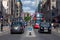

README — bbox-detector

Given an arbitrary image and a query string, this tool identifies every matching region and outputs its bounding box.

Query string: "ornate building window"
[52,0,55,2]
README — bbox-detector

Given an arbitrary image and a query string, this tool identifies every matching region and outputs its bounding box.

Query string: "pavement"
[52,27,60,33]
[52,27,60,37]
[0,26,10,36]
[52,24,60,33]
[0,26,60,40]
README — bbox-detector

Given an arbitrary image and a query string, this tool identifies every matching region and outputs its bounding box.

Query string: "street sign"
[28,27,32,31]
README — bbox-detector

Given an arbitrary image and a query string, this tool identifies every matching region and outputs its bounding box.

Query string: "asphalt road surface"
[0,26,60,40]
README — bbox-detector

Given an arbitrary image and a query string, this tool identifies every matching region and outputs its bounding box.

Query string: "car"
[10,21,24,34]
[38,22,51,33]
[17,17,25,28]
[24,22,27,26]
[33,23,39,29]
[33,20,40,29]
[12,17,25,28]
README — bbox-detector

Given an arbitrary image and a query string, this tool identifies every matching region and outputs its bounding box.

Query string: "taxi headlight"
[41,27,43,29]
[51,23,54,26]
[14,27,18,30]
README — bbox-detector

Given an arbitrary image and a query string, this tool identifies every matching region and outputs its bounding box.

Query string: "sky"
[2,0,40,15]
[21,0,40,15]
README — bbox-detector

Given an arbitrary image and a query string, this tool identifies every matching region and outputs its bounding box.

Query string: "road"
[0,26,60,40]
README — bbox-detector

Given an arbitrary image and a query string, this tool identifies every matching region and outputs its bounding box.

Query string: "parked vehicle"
[24,22,27,26]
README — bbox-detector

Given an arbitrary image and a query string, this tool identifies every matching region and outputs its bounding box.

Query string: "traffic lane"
[0,33,23,40]
[0,26,60,40]
[20,26,52,40]
[20,37,43,40]
[0,26,27,40]
[34,29,60,40]
[20,26,43,40]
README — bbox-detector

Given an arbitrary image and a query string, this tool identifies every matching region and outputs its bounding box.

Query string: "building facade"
[40,0,59,22]
[0,0,3,23]
[56,0,60,16]
[0,0,2,12]
[50,0,57,18]
[6,0,23,22]
[56,0,60,22]
[40,0,51,21]
[15,0,23,18]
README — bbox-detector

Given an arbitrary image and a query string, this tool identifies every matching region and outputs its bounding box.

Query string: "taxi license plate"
[44,30,48,32]
[44,27,47,29]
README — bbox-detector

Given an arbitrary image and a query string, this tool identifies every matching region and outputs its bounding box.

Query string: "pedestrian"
[56,23,59,32]
[1,22,3,31]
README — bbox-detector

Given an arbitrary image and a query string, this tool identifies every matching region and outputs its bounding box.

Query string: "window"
[52,6,55,9]
[52,0,55,2]
[52,12,55,16]
[17,9,18,12]
[16,13,18,16]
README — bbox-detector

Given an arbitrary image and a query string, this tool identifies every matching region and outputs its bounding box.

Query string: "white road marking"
[0,31,2,33]
[25,26,36,37]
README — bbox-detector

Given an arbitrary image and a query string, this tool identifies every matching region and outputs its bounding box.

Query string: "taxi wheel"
[10,31,14,34]
[48,31,51,34]
[10,30,14,34]
[49,32,51,34]
[38,29,41,33]
[22,30,24,33]
[38,30,40,33]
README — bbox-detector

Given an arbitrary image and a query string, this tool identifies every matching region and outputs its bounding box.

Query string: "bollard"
[1,23,3,32]
[29,32,31,35]
[28,27,32,35]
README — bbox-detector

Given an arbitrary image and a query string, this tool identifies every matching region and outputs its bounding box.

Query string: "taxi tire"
[38,30,40,33]
[10,31,14,34]
[10,30,14,34]
[49,32,51,34]
[22,30,24,33]
[48,31,51,34]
